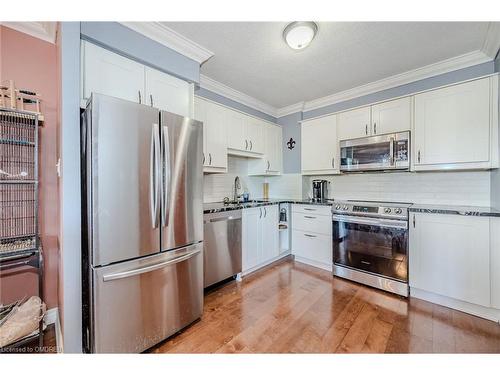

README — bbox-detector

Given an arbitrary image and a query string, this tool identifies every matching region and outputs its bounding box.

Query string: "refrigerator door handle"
[150,124,160,228]
[161,125,171,227]
[102,248,201,282]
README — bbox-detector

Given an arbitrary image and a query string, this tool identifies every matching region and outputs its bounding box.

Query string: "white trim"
[44,307,58,325]
[119,22,214,64]
[410,288,500,323]
[276,102,305,117]
[302,50,491,112]
[241,252,291,277]
[482,22,500,59]
[199,75,278,118]
[0,22,57,44]
[292,255,333,272]
[43,307,63,353]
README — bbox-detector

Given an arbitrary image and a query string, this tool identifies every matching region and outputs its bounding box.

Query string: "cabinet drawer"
[292,204,331,216]
[292,212,331,235]
[292,230,332,266]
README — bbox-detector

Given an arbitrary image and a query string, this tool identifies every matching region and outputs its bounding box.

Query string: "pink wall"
[0,25,60,309]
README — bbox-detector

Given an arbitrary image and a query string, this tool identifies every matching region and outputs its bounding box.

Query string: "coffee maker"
[312,180,328,201]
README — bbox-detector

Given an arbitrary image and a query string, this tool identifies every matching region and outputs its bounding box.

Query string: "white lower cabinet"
[409,212,500,321]
[242,205,280,273]
[291,204,332,271]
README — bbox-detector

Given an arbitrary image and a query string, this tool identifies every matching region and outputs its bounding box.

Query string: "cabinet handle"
[413,215,416,228]
[138,91,142,104]
[259,207,262,218]
[365,124,368,135]
[304,233,317,238]
[304,215,316,219]
[209,153,212,165]
[250,140,253,150]
[203,153,205,165]
[417,150,421,163]
[264,207,267,217]
[267,160,270,171]
[374,122,377,134]
[245,140,248,150]
[304,208,316,211]
[332,157,335,168]
[150,94,154,107]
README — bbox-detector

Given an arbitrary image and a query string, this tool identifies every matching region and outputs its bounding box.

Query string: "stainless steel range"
[332,200,411,297]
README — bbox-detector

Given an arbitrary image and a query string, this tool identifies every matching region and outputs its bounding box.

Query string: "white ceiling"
[163,22,497,110]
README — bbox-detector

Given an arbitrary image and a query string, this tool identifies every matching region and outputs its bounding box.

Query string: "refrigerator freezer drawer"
[91,243,203,353]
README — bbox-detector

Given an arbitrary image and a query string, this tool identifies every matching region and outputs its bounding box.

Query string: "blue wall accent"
[59,21,82,353]
[80,22,200,84]
[303,61,496,120]
[195,87,277,123]
[278,112,302,173]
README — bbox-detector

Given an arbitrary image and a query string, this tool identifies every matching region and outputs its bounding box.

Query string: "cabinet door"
[261,205,279,262]
[83,41,144,104]
[193,98,208,167]
[144,67,191,117]
[292,230,332,266]
[246,118,264,154]
[301,114,338,174]
[267,124,282,172]
[414,78,491,167]
[409,213,490,307]
[371,97,411,135]
[204,102,228,170]
[227,111,247,151]
[337,106,371,140]
[242,207,263,271]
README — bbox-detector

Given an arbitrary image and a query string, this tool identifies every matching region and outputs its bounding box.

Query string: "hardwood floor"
[150,257,500,354]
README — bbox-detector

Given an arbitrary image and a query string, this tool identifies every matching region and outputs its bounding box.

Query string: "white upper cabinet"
[413,76,498,171]
[226,111,247,151]
[144,67,192,117]
[81,41,193,117]
[193,97,227,173]
[82,41,144,104]
[227,114,264,156]
[301,114,339,175]
[409,213,491,308]
[371,96,411,135]
[248,123,283,175]
[337,106,371,140]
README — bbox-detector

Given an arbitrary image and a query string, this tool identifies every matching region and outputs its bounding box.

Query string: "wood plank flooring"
[150,257,500,354]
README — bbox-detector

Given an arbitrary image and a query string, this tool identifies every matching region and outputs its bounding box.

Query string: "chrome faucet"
[233,176,241,203]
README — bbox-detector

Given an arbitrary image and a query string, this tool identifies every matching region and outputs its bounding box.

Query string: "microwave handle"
[389,137,395,166]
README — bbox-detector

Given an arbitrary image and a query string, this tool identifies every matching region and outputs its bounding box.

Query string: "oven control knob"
[335,204,341,210]
[394,208,402,214]
[343,205,349,211]
[384,208,392,214]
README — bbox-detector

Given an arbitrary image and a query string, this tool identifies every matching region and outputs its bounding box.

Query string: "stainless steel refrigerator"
[81,94,204,353]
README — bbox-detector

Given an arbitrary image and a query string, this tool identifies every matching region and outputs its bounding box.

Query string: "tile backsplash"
[302,171,492,206]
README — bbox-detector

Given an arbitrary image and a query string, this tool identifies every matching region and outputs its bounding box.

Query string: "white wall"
[302,171,491,206]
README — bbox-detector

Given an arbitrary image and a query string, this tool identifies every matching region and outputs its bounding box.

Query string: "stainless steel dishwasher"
[203,210,242,288]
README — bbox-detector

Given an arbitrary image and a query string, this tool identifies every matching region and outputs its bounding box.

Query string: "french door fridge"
[81,94,203,353]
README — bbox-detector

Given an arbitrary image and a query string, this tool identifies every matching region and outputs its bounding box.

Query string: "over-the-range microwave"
[340,131,410,172]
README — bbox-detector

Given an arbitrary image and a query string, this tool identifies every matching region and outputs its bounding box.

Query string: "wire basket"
[0,111,37,181]
[0,184,37,254]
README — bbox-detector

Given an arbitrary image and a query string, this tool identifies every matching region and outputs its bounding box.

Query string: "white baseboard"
[293,255,332,272]
[43,307,63,352]
[410,288,500,323]
[242,252,291,276]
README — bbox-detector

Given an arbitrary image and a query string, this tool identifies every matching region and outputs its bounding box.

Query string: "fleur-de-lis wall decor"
[287,138,296,150]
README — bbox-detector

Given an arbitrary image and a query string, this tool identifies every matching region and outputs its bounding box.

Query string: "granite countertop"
[203,198,334,214]
[409,204,500,217]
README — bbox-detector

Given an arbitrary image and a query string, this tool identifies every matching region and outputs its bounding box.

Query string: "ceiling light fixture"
[283,21,318,50]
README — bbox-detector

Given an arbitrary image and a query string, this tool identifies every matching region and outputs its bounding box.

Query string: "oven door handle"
[332,214,408,229]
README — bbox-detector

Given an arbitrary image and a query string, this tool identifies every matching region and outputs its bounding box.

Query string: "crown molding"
[120,22,214,64]
[200,74,278,118]
[482,22,500,59]
[276,102,305,117]
[302,50,492,112]
[1,22,57,44]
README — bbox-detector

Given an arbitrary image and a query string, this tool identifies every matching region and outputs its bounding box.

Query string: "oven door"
[340,131,409,172]
[332,214,408,282]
